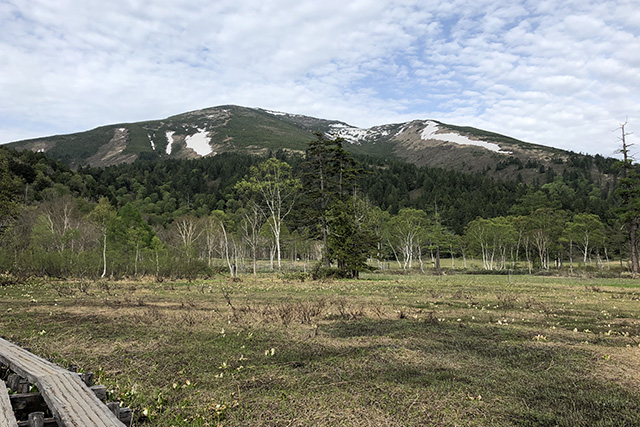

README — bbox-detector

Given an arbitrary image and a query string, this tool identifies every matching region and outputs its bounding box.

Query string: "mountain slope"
[6,105,616,183]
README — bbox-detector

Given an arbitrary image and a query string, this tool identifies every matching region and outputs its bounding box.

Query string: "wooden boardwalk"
[0,337,125,427]
[1,380,19,426]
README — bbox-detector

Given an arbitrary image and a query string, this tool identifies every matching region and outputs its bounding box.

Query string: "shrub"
[0,273,18,287]
[280,271,311,282]
[311,263,351,280]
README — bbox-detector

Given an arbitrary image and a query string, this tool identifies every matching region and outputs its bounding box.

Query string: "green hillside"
[5,105,619,188]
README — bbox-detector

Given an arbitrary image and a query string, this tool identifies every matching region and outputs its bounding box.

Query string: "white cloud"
[1,0,639,157]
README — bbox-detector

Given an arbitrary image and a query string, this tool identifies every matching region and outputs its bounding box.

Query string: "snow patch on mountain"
[263,109,287,116]
[165,131,175,155]
[185,129,212,156]
[328,124,367,143]
[327,123,392,144]
[420,121,511,154]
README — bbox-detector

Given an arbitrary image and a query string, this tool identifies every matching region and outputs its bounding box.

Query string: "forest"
[0,134,637,281]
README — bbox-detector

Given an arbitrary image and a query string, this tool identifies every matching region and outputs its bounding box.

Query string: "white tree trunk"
[101,230,107,278]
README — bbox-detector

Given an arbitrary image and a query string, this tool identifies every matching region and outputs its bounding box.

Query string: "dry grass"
[1,274,640,426]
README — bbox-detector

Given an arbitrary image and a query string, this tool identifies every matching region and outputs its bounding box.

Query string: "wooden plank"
[0,338,125,427]
[10,385,106,412]
[17,417,56,427]
[0,380,18,427]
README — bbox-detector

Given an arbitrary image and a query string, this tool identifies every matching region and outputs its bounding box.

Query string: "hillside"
[0,142,616,237]
[6,105,618,183]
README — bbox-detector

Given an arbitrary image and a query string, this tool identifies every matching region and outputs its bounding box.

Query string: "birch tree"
[369,206,390,269]
[36,194,82,253]
[387,208,428,270]
[208,210,237,277]
[235,158,300,270]
[565,213,605,266]
[89,197,116,278]
[525,209,567,270]
[466,218,494,270]
[173,214,202,262]
[465,217,517,270]
[238,201,265,275]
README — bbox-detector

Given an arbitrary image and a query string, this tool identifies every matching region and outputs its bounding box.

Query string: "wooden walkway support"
[0,337,126,427]
[1,380,19,426]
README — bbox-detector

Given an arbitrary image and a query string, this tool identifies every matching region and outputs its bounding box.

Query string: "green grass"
[11,126,116,167]
[206,108,314,151]
[1,273,640,426]
[123,124,156,155]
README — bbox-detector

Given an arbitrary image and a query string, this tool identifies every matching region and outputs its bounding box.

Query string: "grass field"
[1,273,640,426]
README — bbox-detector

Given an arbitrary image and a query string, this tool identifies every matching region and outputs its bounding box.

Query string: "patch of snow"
[395,126,407,136]
[37,148,45,153]
[420,121,439,138]
[420,121,512,154]
[149,134,155,151]
[118,128,126,132]
[327,123,383,144]
[166,131,175,155]
[185,129,212,156]
[264,109,287,116]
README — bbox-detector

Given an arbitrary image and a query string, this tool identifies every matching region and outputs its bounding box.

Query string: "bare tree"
[173,214,202,262]
[615,120,640,274]
[239,201,264,275]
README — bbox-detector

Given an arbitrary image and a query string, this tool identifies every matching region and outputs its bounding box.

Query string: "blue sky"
[1,0,639,157]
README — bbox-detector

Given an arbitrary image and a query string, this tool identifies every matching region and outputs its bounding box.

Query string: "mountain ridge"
[5,105,616,183]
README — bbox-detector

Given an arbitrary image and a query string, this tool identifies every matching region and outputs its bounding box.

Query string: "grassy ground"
[277,256,629,276]
[1,273,640,426]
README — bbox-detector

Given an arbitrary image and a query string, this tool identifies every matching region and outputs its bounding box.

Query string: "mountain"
[5,105,616,183]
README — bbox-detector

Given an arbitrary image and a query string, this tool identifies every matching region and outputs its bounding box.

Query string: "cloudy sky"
[2,0,639,157]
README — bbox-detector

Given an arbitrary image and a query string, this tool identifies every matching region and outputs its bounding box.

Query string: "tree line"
[0,131,637,279]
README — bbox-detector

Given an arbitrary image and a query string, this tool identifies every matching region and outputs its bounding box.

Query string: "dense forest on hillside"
[0,138,635,280]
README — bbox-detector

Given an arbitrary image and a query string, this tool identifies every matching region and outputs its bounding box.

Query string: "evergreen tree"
[0,150,24,237]
[427,210,456,274]
[326,197,378,278]
[302,133,361,266]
